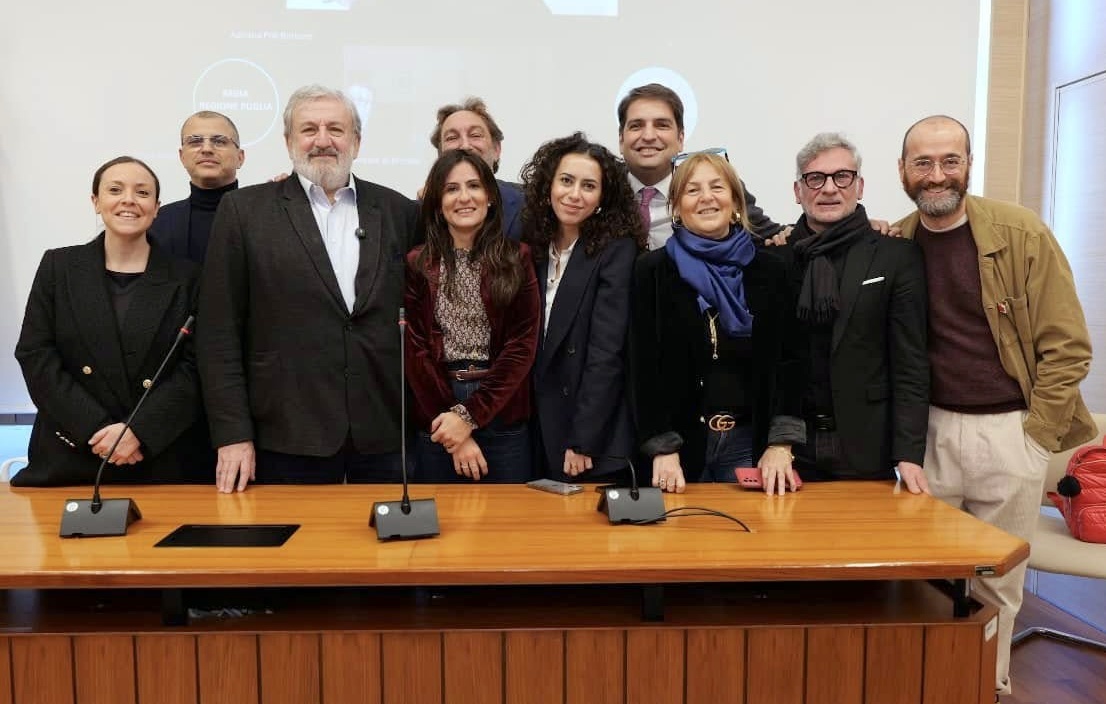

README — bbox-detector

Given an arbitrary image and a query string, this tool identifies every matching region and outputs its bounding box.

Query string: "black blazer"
[197,175,419,457]
[630,247,799,474]
[793,232,929,476]
[533,237,637,479]
[13,235,211,486]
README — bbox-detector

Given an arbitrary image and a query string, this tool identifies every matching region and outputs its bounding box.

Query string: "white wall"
[0,0,982,412]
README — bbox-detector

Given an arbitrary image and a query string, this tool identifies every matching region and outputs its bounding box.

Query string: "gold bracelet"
[767,445,795,461]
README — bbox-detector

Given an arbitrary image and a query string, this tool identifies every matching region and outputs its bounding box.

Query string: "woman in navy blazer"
[13,156,211,486]
[520,133,646,481]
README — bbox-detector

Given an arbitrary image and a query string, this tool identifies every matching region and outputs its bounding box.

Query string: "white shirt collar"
[296,172,357,203]
[628,172,671,202]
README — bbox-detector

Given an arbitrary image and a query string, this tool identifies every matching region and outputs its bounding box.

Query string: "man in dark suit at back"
[615,83,785,249]
[151,111,245,263]
[198,85,418,492]
[758,132,930,495]
[428,97,523,240]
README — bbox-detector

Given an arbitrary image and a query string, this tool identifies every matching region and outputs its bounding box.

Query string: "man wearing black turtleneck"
[151,111,245,263]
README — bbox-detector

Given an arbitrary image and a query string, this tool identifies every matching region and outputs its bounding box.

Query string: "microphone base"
[370,498,440,540]
[597,486,666,524]
[59,498,142,538]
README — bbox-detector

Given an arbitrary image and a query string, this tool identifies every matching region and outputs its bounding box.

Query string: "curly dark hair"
[418,149,523,308]
[519,132,646,262]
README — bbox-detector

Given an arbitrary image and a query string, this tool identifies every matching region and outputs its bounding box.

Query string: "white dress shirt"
[298,173,360,312]
[629,172,674,251]
[544,239,578,334]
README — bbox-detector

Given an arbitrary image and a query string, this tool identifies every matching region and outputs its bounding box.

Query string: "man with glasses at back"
[895,115,1094,700]
[152,111,245,263]
[758,133,930,496]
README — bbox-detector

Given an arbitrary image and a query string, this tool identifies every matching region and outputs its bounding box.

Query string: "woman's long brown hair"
[417,149,522,308]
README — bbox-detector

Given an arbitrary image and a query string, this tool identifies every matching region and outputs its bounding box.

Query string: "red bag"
[1048,434,1106,543]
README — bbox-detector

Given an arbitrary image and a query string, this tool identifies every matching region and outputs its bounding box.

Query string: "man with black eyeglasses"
[895,115,1094,701]
[151,111,245,263]
[758,132,930,497]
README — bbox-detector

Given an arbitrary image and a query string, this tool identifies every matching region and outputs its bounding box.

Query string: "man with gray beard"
[895,115,1094,700]
[198,85,418,491]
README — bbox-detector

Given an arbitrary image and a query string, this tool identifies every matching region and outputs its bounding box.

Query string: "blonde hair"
[668,152,752,233]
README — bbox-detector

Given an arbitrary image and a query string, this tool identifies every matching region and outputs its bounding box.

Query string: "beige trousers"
[924,406,1049,697]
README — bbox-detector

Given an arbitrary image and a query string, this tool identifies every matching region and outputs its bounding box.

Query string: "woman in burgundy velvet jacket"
[405,149,540,483]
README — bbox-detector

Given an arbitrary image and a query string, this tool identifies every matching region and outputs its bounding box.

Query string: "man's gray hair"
[795,132,862,178]
[282,84,362,141]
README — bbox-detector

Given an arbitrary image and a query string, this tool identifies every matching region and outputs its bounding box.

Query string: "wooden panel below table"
[0,622,996,704]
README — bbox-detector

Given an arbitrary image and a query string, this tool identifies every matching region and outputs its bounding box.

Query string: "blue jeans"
[413,376,532,483]
[697,422,753,483]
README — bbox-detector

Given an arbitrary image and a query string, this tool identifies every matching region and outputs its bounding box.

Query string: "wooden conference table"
[0,482,1026,704]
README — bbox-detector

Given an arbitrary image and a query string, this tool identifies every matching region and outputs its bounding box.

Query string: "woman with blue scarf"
[630,151,804,493]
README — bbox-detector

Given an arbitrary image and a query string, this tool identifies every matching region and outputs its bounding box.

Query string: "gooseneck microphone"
[59,315,196,538]
[370,307,440,540]
[596,455,666,524]
[399,308,412,514]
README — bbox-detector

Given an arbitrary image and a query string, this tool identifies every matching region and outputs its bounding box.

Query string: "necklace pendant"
[712,353,719,360]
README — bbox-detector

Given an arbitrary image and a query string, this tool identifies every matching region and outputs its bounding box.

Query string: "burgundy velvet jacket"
[404,243,540,430]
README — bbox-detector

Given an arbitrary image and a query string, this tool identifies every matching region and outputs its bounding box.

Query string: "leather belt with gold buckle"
[454,365,490,382]
[707,413,736,432]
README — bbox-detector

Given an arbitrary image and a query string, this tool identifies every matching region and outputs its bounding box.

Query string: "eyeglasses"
[800,170,858,190]
[906,156,965,176]
[182,134,239,150]
[671,147,729,171]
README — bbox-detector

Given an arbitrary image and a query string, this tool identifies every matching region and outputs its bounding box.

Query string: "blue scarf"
[665,225,756,337]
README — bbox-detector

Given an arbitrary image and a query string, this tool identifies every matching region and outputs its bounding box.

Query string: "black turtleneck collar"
[189,180,238,212]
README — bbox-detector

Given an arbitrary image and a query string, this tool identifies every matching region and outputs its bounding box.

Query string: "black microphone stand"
[59,315,195,537]
[370,308,440,539]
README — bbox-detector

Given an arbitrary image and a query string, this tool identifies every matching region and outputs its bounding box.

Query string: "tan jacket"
[898,195,1095,452]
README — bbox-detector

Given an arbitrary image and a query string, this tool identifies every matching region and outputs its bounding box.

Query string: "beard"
[902,169,969,219]
[292,147,354,192]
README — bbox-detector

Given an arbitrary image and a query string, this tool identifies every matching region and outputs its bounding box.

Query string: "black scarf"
[791,204,871,325]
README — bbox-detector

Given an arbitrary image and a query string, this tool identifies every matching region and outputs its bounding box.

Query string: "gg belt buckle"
[708,414,736,432]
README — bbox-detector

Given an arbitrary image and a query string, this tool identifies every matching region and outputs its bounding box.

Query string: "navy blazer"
[14,235,212,486]
[198,175,419,457]
[497,179,524,241]
[149,198,196,262]
[532,237,637,479]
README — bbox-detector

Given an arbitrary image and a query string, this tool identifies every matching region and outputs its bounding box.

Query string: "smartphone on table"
[526,478,585,496]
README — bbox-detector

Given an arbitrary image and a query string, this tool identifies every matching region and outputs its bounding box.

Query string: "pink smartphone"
[734,467,802,490]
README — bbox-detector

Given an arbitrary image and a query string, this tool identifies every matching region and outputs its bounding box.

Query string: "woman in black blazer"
[630,150,804,493]
[520,133,646,481]
[13,156,212,486]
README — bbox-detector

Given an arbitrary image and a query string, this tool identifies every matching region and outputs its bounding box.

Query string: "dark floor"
[1007,590,1106,704]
